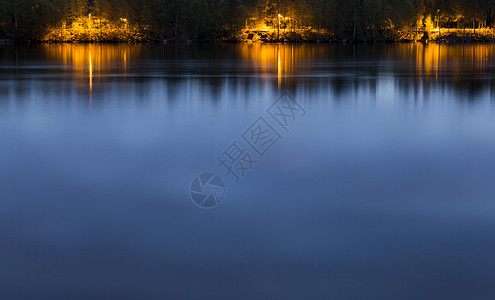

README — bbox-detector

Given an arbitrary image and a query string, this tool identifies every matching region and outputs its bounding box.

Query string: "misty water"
[1,43,495,299]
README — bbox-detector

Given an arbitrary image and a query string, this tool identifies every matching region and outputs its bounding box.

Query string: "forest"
[1,0,495,42]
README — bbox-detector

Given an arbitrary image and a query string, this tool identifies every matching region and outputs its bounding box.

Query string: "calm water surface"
[1,44,495,299]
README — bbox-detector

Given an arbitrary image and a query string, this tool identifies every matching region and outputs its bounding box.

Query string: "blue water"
[1,43,495,299]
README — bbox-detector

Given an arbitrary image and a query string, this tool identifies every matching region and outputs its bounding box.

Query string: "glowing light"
[89,51,93,111]
[277,46,281,88]
[239,44,306,88]
[43,15,142,42]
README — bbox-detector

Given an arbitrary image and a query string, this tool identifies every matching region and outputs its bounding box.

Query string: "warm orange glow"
[43,16,143,42]
[89,51,93,110]
[33,43,495,94]
[277,46,282,88]
[239,44,302,88]
[40,44,136,109]
[245,13,307,37]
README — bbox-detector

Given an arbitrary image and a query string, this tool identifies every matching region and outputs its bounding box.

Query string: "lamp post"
[437,9,440,35]
[88,13,91,41]
[278,14,281,40]
[120,18,128,40]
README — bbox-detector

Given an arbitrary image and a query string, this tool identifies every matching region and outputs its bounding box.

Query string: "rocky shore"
[4,30,495,44]
[433,33,495,43]
[231,29,495,44]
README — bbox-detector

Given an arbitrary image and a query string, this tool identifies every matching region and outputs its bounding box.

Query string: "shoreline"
[3,32,495,45]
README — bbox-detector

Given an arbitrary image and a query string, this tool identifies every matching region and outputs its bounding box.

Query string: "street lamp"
[88,14,91,41]
[120,18,128,40]
[278,14,281,40]
[437,9,440,35]
[121,18,128,31]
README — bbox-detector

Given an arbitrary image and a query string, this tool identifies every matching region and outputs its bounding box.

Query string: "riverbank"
[233,28,495,44]
[4,29,495,44]
[432,32,495,43]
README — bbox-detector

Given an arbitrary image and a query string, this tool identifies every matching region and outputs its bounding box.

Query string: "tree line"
[1,0,495,41]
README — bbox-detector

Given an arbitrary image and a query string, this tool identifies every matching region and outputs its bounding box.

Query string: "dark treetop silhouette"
[2,0,495,42]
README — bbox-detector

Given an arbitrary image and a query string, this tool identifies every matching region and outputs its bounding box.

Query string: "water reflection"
[2,43,495,299]
[1,43,495,106]
[89,52,92,110]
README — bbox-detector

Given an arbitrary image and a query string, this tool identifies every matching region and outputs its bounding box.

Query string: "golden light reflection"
[277,46,282,88]
[239,43,495,90]
[36,43,495,97]
[41,44,137,109]
[239,44,304,89]
[411,43,493,76]
[89,51,92,110]
[42,44,137,68]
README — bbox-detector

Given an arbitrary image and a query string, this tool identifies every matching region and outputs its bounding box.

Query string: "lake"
[1,43,495,299]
